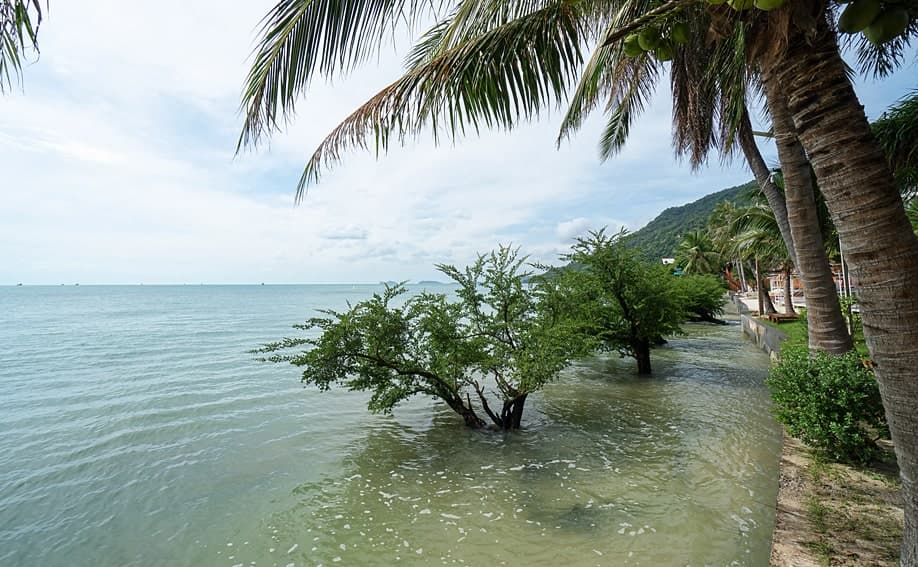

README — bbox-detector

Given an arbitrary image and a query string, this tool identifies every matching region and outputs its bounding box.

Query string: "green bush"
[672,274,727,322]
[766,345,887,463]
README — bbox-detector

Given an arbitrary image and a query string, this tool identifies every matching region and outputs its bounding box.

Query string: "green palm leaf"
[292,0,586,200]
[0,0,44,93]
[239,0,438,150]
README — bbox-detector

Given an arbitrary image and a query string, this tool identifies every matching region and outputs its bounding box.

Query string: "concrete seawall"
[729,293,788,359]
[741,315,788,360]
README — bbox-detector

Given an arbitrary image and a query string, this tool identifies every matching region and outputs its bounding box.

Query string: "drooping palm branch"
[276,0,589,200]
[238,0,441,150]
[0,0,44,93]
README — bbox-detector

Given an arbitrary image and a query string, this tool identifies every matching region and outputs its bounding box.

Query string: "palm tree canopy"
[238,0,777,199]
[675,229,722,275]
[239,0,917,200]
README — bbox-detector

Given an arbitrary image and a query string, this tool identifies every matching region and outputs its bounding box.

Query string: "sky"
[0,1,914,284]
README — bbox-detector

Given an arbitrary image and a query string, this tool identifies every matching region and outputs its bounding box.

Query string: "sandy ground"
[770,433,904,566]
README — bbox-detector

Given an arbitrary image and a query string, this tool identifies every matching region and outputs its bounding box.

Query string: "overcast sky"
[1,1,914,284]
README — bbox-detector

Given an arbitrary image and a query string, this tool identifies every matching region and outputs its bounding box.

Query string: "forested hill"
[627,181,757,261]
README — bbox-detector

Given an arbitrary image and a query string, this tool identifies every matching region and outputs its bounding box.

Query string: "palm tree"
[0,0,44,93]
[239,2,918,559]
[710,200,788,315]
[763,85,852,352]
[556,4,853,352]
[756,26,918,552]
[675,230,721,275]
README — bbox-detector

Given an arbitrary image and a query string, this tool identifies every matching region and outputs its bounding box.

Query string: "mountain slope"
[627,181,756,260]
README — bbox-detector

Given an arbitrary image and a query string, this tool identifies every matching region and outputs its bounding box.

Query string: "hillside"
[627,181,756,261]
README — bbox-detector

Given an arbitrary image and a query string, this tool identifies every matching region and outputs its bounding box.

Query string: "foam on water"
[0,285,780,566]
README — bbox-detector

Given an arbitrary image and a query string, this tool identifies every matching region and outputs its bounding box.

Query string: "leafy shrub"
[766,345,887,463]
[672,274,727,322]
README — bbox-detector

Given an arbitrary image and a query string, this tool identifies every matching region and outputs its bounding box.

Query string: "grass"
[799,446,903,566]
[759,315,808,347]
[758,308,870,357]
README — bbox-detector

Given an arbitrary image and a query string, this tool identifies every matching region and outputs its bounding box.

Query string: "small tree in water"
[256,247,589,429]
[558,229,685,374]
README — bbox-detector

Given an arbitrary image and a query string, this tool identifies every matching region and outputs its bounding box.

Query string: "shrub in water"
[766,345,887,463]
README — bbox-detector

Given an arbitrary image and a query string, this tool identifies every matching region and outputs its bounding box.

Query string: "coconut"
[653,42,674,62]
[623,34,644,57]
[670,22,690,44]
[838,0,883,33]
[753,0,786,11]
[638,26,662,51]
[729,0,755,10]
[864,7,910,44]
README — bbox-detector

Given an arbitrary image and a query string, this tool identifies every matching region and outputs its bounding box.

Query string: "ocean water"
[0,285,781,566]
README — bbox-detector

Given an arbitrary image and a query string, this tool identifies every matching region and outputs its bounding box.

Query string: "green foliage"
[871,90,918,197]
[675,230,722,275]
[256,246,588,429]
[673,274,726,321]
[626,181,755,261]
[558,228,685,373]
[766,345,888,463]
[0,0,44,92]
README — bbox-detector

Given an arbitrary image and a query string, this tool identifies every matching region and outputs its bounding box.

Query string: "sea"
[0,284,782,566]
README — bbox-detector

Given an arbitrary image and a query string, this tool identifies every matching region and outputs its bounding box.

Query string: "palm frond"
[597,58,660,160]
[239,0,439,150]
[557,0,658,143]
[0,0,44,93]
[871,89,918,197]
[671,6,721,168]
[294,0,586,201]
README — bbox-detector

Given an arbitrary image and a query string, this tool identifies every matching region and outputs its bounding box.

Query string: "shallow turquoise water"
[0,285,781,566]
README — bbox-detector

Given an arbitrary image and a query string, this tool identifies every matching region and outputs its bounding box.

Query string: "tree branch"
[600,0,696,48]
[474,381,503,427]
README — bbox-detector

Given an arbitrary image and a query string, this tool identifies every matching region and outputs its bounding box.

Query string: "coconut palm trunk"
[760,78,853,354]
[754,256,777,315]
[762,15,918,562]
[737,110,797,267]
[783,265,796,315]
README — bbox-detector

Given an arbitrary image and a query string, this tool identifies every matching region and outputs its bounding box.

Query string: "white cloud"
[555,218,592,241]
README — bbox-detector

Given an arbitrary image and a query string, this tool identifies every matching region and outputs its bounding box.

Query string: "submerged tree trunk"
[760,76,852,353]
[475,384,528,430]
[446,397,486,429]
[500,394,528,430]
[783,265,796,315]
[762,15,918,562]
[633,339,652,374]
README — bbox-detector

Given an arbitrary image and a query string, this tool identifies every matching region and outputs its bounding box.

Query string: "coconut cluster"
[621,0,790,60]
[623,21,689,60]
[838,0,911,44]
